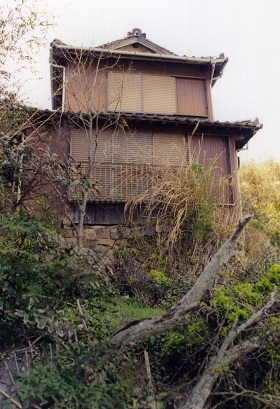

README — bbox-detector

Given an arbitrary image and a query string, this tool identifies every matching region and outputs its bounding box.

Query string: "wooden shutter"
[71,130,87,162]
[70,130,192,202]
[130,133,153,164]
[70,129,113,163]
[70,129,114,201]
[113,132,153,164]
[176,78,208,116]
[143,75,177,114]
[107,72,142,112]
[153,134,186,165]
[108,72,177,114]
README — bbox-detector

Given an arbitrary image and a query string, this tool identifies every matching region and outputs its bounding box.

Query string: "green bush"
[0,212,111,347]
[211,264,280,325]
[18,363,130,409]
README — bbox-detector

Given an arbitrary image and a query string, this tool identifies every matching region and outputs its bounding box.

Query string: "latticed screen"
[69,129,190,202]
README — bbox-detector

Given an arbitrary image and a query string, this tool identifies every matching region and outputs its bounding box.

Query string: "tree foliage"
[240,158,280,244]
[0,0,53,98]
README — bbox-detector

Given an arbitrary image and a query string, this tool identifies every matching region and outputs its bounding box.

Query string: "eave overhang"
[34,108,262,150]
[50,40,228,87]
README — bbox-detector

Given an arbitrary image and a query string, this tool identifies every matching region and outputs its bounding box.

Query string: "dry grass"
[125,160,238,270]
[240,158,280,238]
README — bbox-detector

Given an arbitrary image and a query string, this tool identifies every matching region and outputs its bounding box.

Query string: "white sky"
[23,0,280,162]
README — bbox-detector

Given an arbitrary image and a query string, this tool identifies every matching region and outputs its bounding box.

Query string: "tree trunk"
[179,337,262,409]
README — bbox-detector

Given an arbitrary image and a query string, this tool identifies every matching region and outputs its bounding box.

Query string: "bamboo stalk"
[144,350,157,409]
[0,387,22,408]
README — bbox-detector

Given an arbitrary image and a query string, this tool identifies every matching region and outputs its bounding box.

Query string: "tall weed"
[126,160,237,270]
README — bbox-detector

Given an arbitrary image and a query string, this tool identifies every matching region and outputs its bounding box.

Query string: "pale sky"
[22,0,280,163]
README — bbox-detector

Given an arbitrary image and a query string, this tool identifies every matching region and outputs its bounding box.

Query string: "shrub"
[19,363,130,409]
[0,212,111,346]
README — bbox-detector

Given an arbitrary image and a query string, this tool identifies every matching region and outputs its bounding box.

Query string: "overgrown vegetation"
[113,161,237,307]
[240,158,280,246]
[1,149,279,408]
[126,161,235,258]
[0,2,279,406]
[1,158,279,408]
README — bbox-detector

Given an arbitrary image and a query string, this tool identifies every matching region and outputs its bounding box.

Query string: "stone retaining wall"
[63,223,156,265]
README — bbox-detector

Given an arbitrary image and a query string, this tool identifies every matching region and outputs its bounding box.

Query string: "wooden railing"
[68,161,233,204]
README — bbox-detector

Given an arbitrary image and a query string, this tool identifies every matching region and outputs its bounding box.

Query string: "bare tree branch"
[212,386,280,409]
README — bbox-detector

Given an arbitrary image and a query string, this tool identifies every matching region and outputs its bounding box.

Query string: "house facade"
[47,28,262,225]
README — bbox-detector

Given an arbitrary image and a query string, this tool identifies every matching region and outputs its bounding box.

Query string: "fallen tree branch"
[77,216,251,375]
[178,288,278,409]
[211,383,280,409]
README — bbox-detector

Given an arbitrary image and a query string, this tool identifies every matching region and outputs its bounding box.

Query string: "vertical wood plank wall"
[176,78,208,116]
[192,134,234,204]
[65,64,108,113]
[228,136,241,209]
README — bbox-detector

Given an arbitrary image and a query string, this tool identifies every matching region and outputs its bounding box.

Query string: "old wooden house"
[47,28,261,225]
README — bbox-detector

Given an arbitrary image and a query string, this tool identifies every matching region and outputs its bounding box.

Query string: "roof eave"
[51,42,227,69]
[36,107,262,149]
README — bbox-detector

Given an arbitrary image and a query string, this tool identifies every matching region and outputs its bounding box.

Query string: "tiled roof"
[102,111,262,131]
[99,112,262,149]
[21,106,262,150]
[51,38,226,63]
[38,108,262,132]
[12,103,262,135]
[98,33,176,56]
[50,37,228,87]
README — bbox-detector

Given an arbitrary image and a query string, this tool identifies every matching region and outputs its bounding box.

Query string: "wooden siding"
[206,79,213,120]
[64,60,212,117]
[65,64,107,112]
[228,136,241,209]
[109,60,211,78]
